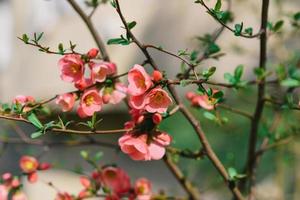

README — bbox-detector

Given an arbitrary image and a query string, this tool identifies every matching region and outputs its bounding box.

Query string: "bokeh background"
[0,0,300,199]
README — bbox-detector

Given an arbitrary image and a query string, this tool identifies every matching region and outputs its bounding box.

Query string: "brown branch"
[242,0,270,197]
[66,0,110,61]
[163,154,201,200]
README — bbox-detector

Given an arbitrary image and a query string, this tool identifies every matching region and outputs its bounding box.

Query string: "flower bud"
[39,162,51,170]
[137,115,145,124]
[152,113,162,124]
[102,94,111,104]
[152,70,163,82]
[87,48,99,59]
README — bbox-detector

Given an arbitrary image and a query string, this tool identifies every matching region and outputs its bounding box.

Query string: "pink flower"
[56,93,76,112]
[186,91,218,110]
[77,89,102,118]
[128,65,153,96]
[129,94,147,110]
[0,185,8,200]
[144,88,172,113]
[58,54,84,83]
[118,132,172,161]
[75,78,93,91]
[87,48,99,59]
[134,178,152,200]
[19,156,39,173]
[12,192,27,200]
[100,167,131,196]
[91,62,109,83]
[152,70,163,82]
[13,95,35,106]
[101,83,127,105]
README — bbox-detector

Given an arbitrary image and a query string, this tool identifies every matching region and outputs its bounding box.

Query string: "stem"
[241,0,270,197]
[66,0,110,61]
[163,154,201,200]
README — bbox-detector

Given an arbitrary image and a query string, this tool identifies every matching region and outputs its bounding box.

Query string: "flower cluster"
[119,65,173,161]
[0,155,51,200]
[56,166,152,200]
[56,49,126,118]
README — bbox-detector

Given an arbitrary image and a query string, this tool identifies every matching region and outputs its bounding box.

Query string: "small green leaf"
[244,27,253,36]
[214,0,222,12]
[110,0,116,8]
[80,150,89,159]
[228,167,238,180]
[58,43,64,54]
[205,43,220,56]
[22,34,30,44]
[27,113,43,129]
[224,73,236,84]
[234,65,244,80]
[203,112,216,121]
[31,131,43,139]
[273,20,284,32]
[202,66,216,79]
[93,151,103,161]
[234,22,243,36]
[127,21,137,30]
[281,78,300,87]
[294,12,300,21]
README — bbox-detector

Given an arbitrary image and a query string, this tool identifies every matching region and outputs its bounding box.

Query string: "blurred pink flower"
[0,185,8,200]
[12,192,28,200]
[101,83,127,105]
[128,65,152,96]
[91,63,109,83]
[77,89,102,118]
[56,93,76,112]
[13,95,35,106]
[19,156,39,174]
[100,167,131,196]
[58,54,84,83]
[186,91,218,110]
[74,78,93,91]
[134,178,152,200]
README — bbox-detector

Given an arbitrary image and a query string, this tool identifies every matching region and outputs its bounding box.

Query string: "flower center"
[70,64,80,74]
[25,161,34,170]
[85,95,94,106]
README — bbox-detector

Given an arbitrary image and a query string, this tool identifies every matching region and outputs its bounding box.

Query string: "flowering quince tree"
[0,0,300,199]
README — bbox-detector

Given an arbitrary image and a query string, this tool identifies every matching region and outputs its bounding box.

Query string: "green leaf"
[36,32,44,42]
[58,43,64,54]
[80,150,89,159]
[127,21,137,30]
[110,0,116,8]
[244,27,253,36]
[228,167,238,180]
[276,64,286,80]
[22,34,29,44]
[205,43,220,56]
[294,12,300,21]
[273,20,284,32]
[27,113,43,129]
[281,78,300,87]
[214,0,222,12]
[202,66,216,79]
[212,91,224,99]
[234,65,244,80]
[107,37,130,45]
[234,23,243,36]
[203,112,216,121]
[224,73,236,84]
[31,131,43,139]
[93,151,103,161]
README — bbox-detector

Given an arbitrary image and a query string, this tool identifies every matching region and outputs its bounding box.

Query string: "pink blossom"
[101,83,127,105]
[128,65,153,96]
[77,89,102,118]
[55,192,74,200]
[144,88,172,113]
[56,93,76,112]
[74,78,93,91]
[13,95,35,106]
[152,70,163,82]
[129,94,147,110]
[59,54,84,83]
[87,48,99,59]
[186,91,218,110]
[134,178,152,200]
[0,185,8,200]
[91,62,109,83]
[19,156,39,173]
[12,192,28,200]
[100,167,131,196]
[118,132,172,161]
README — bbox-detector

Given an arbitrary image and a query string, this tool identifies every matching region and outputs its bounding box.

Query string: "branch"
[242,0,270,197]
[0,114,130,135]
[66,0,110,61]
[163,154,201,200]
[218,104,253,120]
